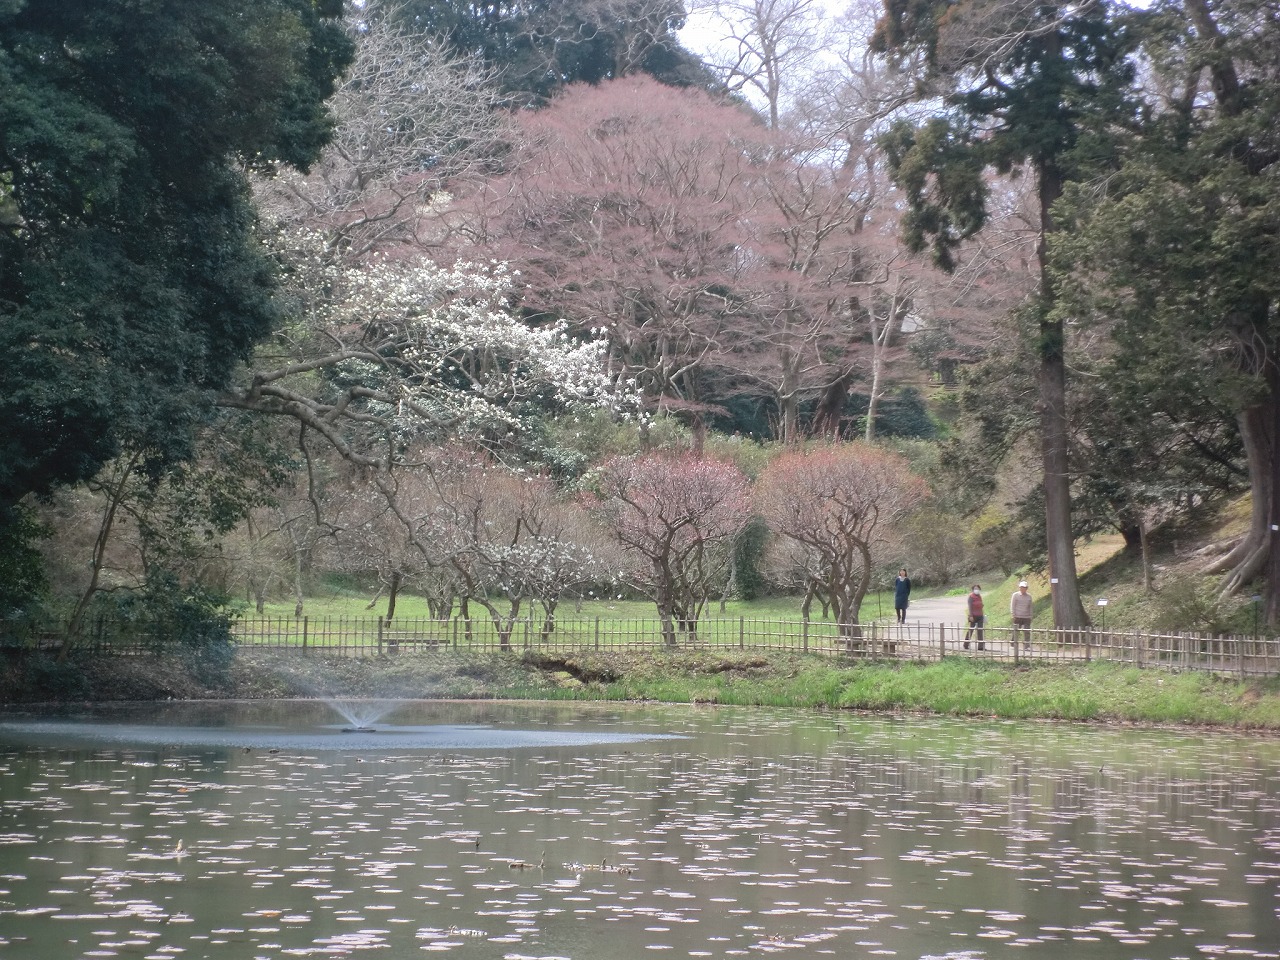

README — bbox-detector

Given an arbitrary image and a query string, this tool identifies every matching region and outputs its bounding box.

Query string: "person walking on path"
[1010,581,1034,650]
[963,585,985,650]
[894,569,912,624]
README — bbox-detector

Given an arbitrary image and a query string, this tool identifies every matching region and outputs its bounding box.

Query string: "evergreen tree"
[391,0,717,103]
[0,0,352,607]
[872,0,1137,627]
[1053,0,1280,623]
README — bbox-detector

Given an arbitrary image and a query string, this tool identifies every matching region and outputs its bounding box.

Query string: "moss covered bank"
[4,648,1280,731]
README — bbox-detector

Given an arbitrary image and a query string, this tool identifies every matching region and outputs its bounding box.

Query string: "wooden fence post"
[302,616,308,653]
[739,616,745,650]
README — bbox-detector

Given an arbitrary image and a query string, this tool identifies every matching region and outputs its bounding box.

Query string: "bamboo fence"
[4,615,1278,679]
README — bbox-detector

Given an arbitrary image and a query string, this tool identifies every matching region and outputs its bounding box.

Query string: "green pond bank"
[5,648,1280,732]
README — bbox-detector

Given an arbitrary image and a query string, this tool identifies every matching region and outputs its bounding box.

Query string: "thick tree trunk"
[812,370,853,439]
[1040,321,1087,627]
[690,413,707,456]
[1268,362,1280,626]
[1208,404,1270,578]
[1118,518,1142,553]
[1037,162,1088,628]
[1209,384,1276,623]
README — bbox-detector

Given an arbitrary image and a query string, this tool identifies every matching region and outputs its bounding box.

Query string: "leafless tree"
[689,0,826,129]
[254,2,514,256]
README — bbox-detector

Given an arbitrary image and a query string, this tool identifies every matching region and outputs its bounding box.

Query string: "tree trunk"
[62,452,142,658]
[1209,405,1271,577]
[865,292,903,444]
[1268,360,1280,627]
[1140,519,1154,593]
[1216,366,1280,625]
[864,357,883,444]
[1037,161,1088,628]
[292,549,305,618]
[1118,518,1142,553]
[812,370,853,440]
[384,570,401,623]
[539,599,558,640]
[690,412,707,456]
[460,595,474,642]
[720,549,739,613]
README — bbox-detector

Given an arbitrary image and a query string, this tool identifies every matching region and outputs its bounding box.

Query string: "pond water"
[0,700,1277,959]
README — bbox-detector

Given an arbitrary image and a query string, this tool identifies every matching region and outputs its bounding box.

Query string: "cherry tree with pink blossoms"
[593,454,751,645]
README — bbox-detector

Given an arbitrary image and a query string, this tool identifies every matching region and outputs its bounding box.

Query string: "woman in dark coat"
[893,568,911,624]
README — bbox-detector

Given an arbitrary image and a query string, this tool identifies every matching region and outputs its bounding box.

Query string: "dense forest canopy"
[0,0,353,607]
[4,0,1280,634]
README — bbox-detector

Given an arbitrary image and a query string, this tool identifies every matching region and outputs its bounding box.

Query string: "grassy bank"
[5,648,1280,732]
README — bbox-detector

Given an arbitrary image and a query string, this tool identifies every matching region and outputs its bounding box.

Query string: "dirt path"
[888,594,964,625]
[871,591,1031,655]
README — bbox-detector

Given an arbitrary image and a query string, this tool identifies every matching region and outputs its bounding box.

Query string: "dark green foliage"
[390,0,715,102]
[732,517,769,601]
[0,0,351,533]
[106,571,237,683]
[134,413,300,562]
[710,393,776,441]
[20,654,92,701]
[876,2,1136,271]
[0,504,48,616]
[846,388,939,440]
[879,117,988,271]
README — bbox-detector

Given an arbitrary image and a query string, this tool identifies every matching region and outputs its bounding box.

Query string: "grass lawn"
[246,590,918,624]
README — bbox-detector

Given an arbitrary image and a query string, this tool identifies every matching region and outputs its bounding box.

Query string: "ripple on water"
[1,706,1279,958]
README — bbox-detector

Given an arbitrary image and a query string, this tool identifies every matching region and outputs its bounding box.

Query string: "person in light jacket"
[893,568,912,624]
[1010,581,1034,650]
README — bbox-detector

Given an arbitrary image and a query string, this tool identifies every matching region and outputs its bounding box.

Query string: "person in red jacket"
[963,585,985,650]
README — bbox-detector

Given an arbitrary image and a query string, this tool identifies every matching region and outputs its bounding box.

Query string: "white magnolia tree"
[223,232,622,454]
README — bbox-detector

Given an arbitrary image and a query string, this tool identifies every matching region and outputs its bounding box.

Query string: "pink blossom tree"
[471,77,777,444]
[755,444,925,640]
[593,453,751,644]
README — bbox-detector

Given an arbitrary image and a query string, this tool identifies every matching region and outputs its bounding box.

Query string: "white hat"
[1018,581,1028,587]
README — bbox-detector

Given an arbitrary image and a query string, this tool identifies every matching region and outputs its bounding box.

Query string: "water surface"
[0,701,1277,959]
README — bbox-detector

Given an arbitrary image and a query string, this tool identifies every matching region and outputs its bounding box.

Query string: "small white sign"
[1096,598,1109,607]
[1050,578,1059,584]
